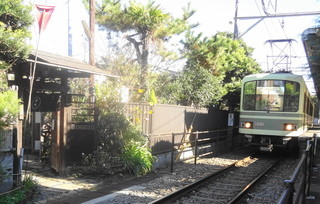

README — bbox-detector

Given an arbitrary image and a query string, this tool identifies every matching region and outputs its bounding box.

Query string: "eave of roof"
[27,50,119,78]
[302,27,320,98]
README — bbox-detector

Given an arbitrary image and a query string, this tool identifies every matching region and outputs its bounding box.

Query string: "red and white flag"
[36,4,55,34]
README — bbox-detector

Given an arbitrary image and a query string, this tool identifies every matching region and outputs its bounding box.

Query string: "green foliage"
[0,70,7,91]
[99,52,141,101]
[176,66,224,107]
[154,65,225,107]
[22,175,39,193]
[148,88,158,105]
[152,71,179,104]
[81,144,123,175]
[121,143,156,176]
[87,0,195,102]
[95,79,125,114]
[96,112,147,155]
[0,90,20,129]
[0,0,33,70]
[93,0,194,37]
[180,31,261,109]
[81,111,152,176]
[0,175,38,204]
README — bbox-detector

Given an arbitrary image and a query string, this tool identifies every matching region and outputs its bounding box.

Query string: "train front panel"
[239,73,313,151]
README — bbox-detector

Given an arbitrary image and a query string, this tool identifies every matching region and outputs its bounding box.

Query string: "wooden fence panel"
[152,105,189,134]
[124,103,152,135]
[124,103,232,154]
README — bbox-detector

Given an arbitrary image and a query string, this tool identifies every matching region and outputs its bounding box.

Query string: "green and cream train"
[239,72,314,151]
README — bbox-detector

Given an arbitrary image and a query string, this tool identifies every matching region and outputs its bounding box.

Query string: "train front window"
[243,80,299,112]
[243,81,256,110]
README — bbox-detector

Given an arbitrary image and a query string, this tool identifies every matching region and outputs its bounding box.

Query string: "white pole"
[25,33,42,126]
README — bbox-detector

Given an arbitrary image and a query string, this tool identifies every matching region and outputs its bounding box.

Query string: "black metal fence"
[277,134,318,204]
[169,128,237,173]
[0,127,24,195]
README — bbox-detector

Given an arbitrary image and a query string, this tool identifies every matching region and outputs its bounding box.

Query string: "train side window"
[283,81,299,112]
[243,81,256,110]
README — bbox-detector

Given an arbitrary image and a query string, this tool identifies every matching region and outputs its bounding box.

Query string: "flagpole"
[23,4,55,175]
[24,4,55,140]
[23,32,41,175]
[25,33,41,127]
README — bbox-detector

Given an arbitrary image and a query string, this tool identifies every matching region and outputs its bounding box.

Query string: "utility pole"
[233,0,239,39]
[88,0,95,103]
[68,0,72,56]
[89,0,95,66]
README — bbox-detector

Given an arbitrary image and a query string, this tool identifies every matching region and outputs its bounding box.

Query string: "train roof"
[242,72,305,84]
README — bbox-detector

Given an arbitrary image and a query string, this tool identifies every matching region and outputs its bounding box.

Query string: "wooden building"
[9,51,117,175]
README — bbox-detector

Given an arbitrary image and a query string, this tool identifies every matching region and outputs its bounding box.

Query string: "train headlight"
[284,123,296,131]
[242,122,253,129]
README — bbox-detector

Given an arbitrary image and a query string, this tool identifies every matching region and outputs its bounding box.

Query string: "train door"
[303,92,307,131]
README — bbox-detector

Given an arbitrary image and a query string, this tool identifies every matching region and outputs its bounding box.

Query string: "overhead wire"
[260,0,309,72]
[254,0,273,38]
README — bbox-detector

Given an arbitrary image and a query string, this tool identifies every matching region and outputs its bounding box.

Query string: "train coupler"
[260,144,274,152]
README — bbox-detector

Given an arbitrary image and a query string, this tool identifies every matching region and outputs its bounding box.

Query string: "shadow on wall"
[185,110,229,131]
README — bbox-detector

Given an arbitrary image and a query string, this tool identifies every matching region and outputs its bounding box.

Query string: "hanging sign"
[228,113,234,127]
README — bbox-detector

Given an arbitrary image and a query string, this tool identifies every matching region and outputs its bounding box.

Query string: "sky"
[29,0,320,91]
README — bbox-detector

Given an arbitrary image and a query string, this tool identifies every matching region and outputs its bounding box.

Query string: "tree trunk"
[126,32,149,101]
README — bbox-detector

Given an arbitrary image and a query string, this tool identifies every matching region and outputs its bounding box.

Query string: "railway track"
[150,156,282,204]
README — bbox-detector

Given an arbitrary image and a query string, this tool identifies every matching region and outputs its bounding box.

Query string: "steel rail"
[149,157,281,204]
[149,161,238,204]
[228,158,283,204]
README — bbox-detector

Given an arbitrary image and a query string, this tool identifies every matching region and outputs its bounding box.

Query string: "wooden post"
[171,133,175,173]
[59,76,68,176]
[89,0,95,66]
[89,0,97,150]
[194,132,198,165]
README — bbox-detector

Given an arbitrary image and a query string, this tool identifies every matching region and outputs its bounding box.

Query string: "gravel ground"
[93,150,254,204]
[91,152,299,204]
[243,158,299,204]
[29,148,300,204]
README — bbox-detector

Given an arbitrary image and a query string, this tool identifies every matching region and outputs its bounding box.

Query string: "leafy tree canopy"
[175,65,224,107]
[180,31,261,109]
[94,0,195,38]
[85,0,196,101]
[0,0,32,130]
[0,0,33,70]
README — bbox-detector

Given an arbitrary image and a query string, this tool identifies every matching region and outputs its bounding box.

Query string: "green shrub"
[121,143,156,176]
[81,146,123,175]
[81,112,151,176]
[0,175,38,204]
[0,90,20,130]
[80,81,154,176]
[96,112,147,154]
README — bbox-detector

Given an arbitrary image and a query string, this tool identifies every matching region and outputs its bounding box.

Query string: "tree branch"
[126,35,142,63]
